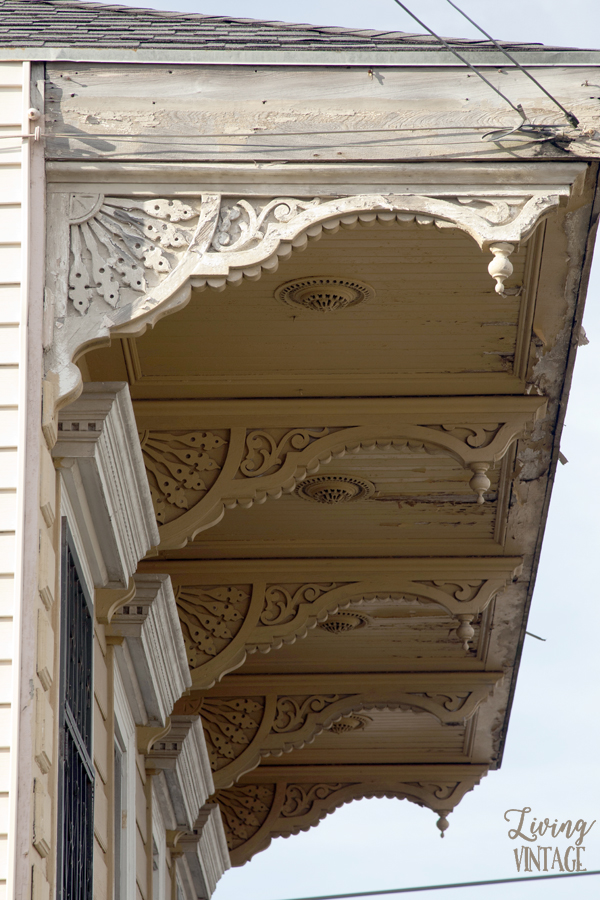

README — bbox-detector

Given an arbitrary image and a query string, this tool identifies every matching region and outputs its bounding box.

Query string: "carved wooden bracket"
[214,768,486,865]
[95,577,136,625]
[136,397,546,550]
[138,557,523,690]
[46,190,561,409]
[174,672,502,789]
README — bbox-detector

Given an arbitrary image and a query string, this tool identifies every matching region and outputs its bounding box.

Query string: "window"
[57,521,94,900]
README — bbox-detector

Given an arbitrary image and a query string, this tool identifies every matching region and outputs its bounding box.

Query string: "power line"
[391,0,528,123]
[444,0,579,127]
[270,869,600,900]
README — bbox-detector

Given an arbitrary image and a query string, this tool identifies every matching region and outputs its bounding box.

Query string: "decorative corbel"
[174,673,502,789]
[95,577,136,625]
[46,189,562,412]
[215,770,486,865]
[152,557,522,690]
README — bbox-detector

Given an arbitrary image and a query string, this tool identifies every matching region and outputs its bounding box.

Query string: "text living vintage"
[505,808,596,873]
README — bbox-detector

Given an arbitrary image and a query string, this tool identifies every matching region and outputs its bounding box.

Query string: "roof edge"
[3,46,600,66]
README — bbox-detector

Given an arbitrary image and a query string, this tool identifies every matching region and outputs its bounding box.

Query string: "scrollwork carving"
[215,774,485,865]
[261,583,342,627]
[240,428,331,478]
[281,783,348,818]
[212,197,322,253]
[272,695,345,734]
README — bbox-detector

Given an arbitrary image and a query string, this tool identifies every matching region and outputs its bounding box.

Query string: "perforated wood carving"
[68,195,201,314]
[215,773,485,865]
[47,190,560,408]
[176,586,250,669]
[174,675,499,788]
[170,560,520,690]
[140,430,229,524]
[274,276,375,312]
[296,475,375,504]
[147,405,544,550]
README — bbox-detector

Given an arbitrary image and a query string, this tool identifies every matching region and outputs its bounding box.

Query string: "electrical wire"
[270,869,600,900]
[391,0,528,123]
[444,0,579,127]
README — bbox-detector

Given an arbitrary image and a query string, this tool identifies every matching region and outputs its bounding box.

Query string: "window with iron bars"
[57,521,94,900]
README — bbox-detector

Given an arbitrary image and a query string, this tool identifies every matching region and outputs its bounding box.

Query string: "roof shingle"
[0,0,586,52]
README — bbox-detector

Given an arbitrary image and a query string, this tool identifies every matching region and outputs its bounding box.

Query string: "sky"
[102,1,600,898]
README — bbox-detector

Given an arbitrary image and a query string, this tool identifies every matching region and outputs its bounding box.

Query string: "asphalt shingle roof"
[0,0,585,52]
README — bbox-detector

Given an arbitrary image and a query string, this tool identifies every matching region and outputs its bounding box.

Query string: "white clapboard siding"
[0,60,23,900]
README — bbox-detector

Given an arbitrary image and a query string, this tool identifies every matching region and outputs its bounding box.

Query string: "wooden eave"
[44,54,600,861]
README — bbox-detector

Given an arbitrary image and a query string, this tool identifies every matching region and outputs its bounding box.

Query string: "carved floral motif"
[140,431,228,524]
[215,784,276,850]
[199,697,265,771]
[176,585,250,667]
[68,194,200,314]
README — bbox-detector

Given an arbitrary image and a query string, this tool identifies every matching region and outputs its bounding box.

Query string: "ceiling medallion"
[328,714,372,734]
[296,474,375,505]
[274,276,375,312]
[319,612,369,634]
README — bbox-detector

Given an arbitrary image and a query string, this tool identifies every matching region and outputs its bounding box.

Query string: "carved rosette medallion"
[296,474,375,504]
[318,612,369,634]
[274,276,375,312]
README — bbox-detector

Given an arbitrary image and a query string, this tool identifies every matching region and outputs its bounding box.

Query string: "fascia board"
[2,47,600,66]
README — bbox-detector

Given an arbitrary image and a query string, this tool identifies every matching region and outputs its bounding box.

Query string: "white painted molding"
[178,804,231,900]
[148,715,215,832]
[109,574,191,727]
[52,382,159,587]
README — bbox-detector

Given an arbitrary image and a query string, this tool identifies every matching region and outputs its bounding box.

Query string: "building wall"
[0,59,25,900]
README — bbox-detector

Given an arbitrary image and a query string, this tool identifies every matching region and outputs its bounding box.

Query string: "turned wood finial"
[488,242,515,295]
[436,811,451,838]
[469,462,491,504]
[456,615,475,651]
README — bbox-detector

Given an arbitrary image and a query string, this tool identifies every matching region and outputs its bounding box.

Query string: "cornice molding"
[147,715,215,832]
[108,574,191,727]
[177,804,231,900]
[45,189,562,408]
[52,382,159,588]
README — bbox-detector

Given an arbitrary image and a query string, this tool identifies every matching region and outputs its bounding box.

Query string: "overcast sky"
[103,1,600,897]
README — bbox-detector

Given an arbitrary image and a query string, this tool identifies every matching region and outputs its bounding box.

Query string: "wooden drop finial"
[469,463,491,504]
[456,615,475,651]
[488,242,515,295]
[436,812,451,838]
